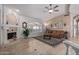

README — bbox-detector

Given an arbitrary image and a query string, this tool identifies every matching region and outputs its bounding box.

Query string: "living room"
[0,4,79,55]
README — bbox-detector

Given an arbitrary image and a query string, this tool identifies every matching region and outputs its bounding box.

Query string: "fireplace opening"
[7,32,16,40]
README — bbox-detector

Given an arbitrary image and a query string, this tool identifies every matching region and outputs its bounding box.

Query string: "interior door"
[76,20,79,39]
[74,19,79,40]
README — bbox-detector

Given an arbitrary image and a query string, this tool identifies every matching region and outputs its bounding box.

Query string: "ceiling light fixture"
[44,4,59,14]
[49,9,53,13]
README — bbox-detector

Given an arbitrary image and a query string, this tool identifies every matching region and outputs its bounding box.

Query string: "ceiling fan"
[44,4,59,14]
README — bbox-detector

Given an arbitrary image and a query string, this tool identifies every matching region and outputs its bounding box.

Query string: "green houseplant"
[23,28,30,38]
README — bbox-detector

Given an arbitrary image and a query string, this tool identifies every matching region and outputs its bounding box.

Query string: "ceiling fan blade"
[54,5,59,8]
[45,7,49,9]
[54,10,59,12]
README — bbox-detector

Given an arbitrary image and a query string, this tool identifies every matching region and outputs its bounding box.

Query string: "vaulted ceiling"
[5,4,66,22]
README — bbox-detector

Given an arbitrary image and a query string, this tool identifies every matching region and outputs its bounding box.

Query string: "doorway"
[73,17,79,40]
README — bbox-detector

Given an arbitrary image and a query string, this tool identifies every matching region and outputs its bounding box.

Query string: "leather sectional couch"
[43,29,68,39]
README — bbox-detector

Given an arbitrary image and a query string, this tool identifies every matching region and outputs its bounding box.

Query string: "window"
[28,22,42,33]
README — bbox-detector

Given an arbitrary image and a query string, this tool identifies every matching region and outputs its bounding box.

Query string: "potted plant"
[23,28,30,39]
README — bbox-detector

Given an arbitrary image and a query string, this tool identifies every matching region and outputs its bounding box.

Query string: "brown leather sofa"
[44,30,67,39]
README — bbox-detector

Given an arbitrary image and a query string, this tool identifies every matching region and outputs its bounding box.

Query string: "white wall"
[19,15,43,38]
[0,5,43,46]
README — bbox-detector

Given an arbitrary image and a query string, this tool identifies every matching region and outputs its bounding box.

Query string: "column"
[0,4,8,46]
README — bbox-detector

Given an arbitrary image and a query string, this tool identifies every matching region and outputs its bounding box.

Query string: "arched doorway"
[73,15,79,40]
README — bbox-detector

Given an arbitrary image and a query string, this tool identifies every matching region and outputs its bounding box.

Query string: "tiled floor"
[70,36,79,44]
[0,38,66,55]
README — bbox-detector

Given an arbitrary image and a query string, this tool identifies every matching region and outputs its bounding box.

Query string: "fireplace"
[7,32,16,40]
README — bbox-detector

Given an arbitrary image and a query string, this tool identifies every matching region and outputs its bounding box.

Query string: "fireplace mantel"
[7,32,16,39]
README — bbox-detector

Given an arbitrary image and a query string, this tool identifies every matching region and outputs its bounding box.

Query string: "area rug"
[34,36,66,47]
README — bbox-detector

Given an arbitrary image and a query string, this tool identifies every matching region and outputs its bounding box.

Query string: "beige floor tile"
[0,38,66,55]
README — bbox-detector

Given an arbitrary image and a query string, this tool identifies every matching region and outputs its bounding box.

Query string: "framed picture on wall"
[22,22,27,29]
